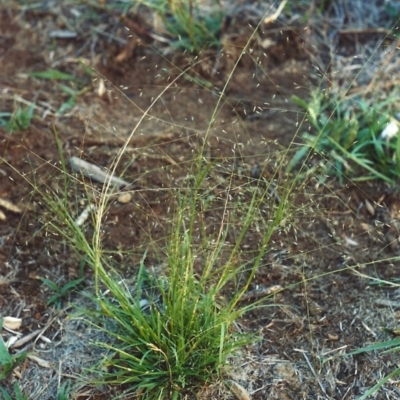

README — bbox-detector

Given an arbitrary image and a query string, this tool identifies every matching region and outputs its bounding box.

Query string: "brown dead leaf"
[360,222,373,232]
[27,354,52,369]
[364,199,375,216]
[225,380,251,400]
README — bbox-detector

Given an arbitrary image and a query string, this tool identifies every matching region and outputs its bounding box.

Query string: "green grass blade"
[356,368,400,400]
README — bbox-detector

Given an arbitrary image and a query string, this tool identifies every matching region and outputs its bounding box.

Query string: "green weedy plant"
[288,89,400,184]
[56,380,72,400]
[41,276,84,309]
[136,0,224,53]
[41,258,86,309]
[0,320,28,381]
[0,103,35,133]
[0,382,28,400]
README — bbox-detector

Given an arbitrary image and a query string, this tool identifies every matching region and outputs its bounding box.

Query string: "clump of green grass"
[0,103,35,132]
[288,89,400,184]
[37,151,287,399]
[86,243,254,398]
[135,0,224,53]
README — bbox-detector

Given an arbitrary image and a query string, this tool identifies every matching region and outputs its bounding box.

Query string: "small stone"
[118,193,132,204]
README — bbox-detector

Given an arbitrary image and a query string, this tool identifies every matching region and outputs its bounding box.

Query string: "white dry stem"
[264,0,287,24]
[75,204,97,227]
[302,352,327,395]
[5,335,21,348]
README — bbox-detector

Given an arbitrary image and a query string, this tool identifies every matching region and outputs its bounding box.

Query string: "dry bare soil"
[1,1,400,399]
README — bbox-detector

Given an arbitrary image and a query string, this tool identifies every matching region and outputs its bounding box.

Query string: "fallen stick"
[69,156,130,189]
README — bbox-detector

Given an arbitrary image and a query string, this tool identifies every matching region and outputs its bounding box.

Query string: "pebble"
[118,193,132,204]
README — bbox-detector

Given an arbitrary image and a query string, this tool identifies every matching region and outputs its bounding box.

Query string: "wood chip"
[328,334,339,341]
[3,316,22,331]
[97,79,106,98]
[0,198,22,213]
[69,156,131,189]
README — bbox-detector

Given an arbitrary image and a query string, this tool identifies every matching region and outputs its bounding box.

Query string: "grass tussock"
[38,146,289,398]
